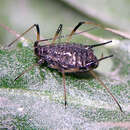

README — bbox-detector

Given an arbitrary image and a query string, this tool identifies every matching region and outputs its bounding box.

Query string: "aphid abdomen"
[48,44,83,69]
[37,43,98,71]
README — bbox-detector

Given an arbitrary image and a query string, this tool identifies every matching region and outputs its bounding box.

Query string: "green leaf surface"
[0,0,130,129]
[0,40,130,129]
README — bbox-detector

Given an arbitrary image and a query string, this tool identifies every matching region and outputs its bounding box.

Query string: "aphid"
[8,21,123,112]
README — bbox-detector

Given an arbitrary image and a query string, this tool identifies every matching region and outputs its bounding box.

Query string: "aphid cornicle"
[8,21,123,112]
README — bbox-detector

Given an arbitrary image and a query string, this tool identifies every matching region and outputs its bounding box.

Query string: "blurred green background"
[0,0,130,129]
[1,0,130,45]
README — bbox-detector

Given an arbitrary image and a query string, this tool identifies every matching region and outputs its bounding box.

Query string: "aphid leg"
[62,71,67,108]
[61,68,80,108]
[14,63,38,81]
[64,68,80,73]
[58,25,63,44]
[51,24,63,44]
[64,68,80,108]
[8,24,40,47]
[89,70,123,112]
[66,21,104,42]
[33,27,97,43]
[15,59,44,81]
[34,24,63,45]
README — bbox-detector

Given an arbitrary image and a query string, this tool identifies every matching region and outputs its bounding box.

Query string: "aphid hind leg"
[66,21,103,42]
[8,24,40,47]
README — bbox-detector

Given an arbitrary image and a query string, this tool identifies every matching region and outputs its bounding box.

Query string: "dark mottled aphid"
[34,43,99,72]
[8,21,123,112]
